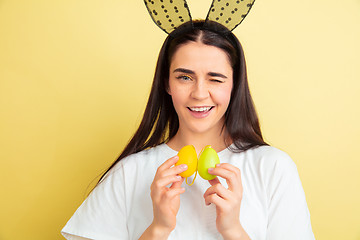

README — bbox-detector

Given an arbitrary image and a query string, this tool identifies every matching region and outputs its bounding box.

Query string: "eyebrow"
[173,68,195,75]
[173,68,228,79]
[208,72,228,79]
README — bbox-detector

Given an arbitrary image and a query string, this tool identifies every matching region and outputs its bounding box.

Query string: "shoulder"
[225,145,298,182]
[243,145,297,170]
[244,146,301,191]
[244,145,292,159]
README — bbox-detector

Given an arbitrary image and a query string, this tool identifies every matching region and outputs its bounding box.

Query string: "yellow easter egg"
[198,145,220,180]
[175,145,197,178]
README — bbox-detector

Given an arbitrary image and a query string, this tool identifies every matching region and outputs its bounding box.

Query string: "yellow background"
[0,0,359,239]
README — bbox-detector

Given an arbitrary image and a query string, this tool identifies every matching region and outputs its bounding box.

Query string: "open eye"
[176,75,193,81]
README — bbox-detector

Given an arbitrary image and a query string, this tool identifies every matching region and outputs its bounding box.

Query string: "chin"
[188,123,222,135]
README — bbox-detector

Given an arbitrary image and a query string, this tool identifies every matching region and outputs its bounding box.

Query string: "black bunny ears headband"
[144,0,255,34]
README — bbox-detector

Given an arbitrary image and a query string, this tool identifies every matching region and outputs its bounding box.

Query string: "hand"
[203,163,250,240]
[149,155,187,234]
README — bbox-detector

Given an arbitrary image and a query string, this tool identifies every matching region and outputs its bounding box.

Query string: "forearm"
[221,224,251,240]
[138,223,172,240]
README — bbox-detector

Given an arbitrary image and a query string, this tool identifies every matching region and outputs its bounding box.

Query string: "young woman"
[62,20,315,240]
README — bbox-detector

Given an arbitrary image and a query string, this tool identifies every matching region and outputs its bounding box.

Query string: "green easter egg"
[197,145,220,180]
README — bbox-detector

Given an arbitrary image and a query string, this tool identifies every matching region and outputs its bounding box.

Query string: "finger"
[164,187,186,200]
[208,177,220,186]
[170,177,184,189]
[203,183,231,202]
[216,163,242,177]
[153,175,182,190]
[208,165,241,191]
[204,191,227,206]
[157,155,179,172]
[162,164,188,178]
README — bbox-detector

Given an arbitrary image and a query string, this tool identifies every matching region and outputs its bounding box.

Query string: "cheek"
[213,85,233,108]
[169,87,187,109]
[168,80,191,104]
[170,94,181,107]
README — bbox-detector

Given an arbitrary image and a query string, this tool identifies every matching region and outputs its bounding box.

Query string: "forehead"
[170,41,232,74]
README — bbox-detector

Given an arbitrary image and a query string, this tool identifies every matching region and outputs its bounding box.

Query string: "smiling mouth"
[188,106,214,112]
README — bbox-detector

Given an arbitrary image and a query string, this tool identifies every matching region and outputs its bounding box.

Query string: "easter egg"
[197,145,220,180]
[175,145,197,178]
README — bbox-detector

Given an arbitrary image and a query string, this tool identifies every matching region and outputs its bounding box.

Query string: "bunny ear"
[144,0,192,34]
[205,0,255,31]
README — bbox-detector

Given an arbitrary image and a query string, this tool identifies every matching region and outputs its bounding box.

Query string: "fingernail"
[208,168,214,172]
[174,156,179,160]
[215,164,221,167]
[175,175,182,180]
[180,164,188,169]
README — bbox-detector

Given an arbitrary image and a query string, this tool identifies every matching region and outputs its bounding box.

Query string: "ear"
[166,80,172,95]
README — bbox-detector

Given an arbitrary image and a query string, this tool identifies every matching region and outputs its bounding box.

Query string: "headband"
[144,0,255,34]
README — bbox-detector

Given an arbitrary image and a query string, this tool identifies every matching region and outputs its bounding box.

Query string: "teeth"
[189,107,212,112]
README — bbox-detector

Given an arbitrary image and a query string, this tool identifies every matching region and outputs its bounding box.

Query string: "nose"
[190,80,209,100]
[191,80,210,100]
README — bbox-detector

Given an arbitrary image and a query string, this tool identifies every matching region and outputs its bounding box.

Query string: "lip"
[187,106,214,119]
[188,105,213,109]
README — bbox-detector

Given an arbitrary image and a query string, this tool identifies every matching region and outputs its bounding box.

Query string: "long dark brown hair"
[96,20,267,186]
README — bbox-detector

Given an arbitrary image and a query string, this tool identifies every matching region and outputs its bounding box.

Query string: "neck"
[167,126,231,155]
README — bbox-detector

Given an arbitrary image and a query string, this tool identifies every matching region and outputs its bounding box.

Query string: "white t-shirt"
[61,144,315,240]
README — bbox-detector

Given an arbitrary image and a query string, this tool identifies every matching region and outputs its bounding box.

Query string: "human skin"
[139,41,250,240]
[139,156,187,240]
[167,41,233,153]
[205,163,250,240]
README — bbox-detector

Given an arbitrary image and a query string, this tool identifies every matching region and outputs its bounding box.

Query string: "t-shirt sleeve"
[61,163,128,240]
[264,149,315,240]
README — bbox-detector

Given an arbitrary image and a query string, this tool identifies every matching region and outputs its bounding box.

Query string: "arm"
[61,161,129,240]
[139,155,187,240]
[138,224,172,240]
[265,153,315,240]
[61,234,92,240]
[203,163,251,240]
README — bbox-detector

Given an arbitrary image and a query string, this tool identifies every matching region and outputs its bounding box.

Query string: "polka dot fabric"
[144,0,192,34]
[206,0,255,31]
[144,0,255,33]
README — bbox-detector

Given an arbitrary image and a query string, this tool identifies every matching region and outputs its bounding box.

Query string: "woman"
[62,20,315,240]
